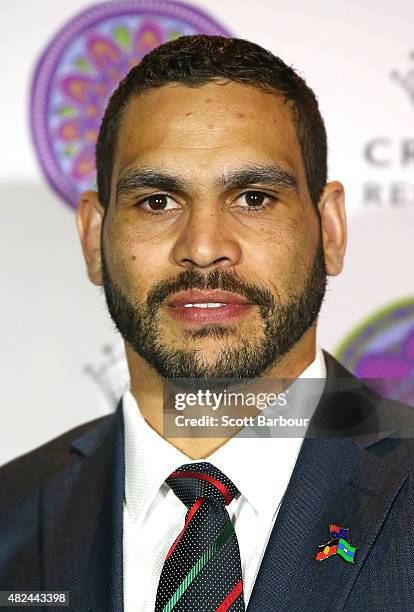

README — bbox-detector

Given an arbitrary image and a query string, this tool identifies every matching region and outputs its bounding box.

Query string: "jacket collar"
[41,401,125,612]
[247,351,408,611]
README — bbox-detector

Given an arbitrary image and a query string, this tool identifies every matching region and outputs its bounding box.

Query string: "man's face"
[100,81,326,380]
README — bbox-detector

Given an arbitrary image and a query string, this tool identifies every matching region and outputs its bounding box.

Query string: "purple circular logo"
[336,298,414,405]
[30,0,231,209]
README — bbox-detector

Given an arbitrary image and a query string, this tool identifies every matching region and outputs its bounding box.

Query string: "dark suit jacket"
[1,351,414,611]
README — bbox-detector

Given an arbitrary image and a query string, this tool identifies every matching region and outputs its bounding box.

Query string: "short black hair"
[96,35,327,210]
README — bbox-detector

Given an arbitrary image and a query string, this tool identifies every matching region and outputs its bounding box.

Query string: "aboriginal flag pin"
[315,524,357,563]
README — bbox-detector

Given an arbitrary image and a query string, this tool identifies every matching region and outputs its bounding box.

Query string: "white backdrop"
[1,0,414,465]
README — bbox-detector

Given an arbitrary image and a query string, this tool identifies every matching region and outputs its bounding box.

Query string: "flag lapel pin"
[315,524,357,563]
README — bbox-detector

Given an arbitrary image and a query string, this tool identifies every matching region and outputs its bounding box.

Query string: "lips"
[165,289,253,324]
[167,289,251,307]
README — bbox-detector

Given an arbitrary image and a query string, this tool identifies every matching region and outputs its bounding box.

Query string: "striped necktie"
[155,461,246,612]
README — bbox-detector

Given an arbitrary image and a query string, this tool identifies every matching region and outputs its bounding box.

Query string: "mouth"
[165,289,254,324]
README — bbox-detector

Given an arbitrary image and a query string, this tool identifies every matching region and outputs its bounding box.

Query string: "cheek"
[247,215,316,295]
[254,214,311,263]
[104,218,170,298]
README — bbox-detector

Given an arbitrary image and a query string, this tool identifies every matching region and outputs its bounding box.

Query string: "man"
[1,35,413,611]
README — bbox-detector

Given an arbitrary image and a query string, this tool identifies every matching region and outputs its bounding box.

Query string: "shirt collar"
[123,389,193,523]
[204,345,326,519]
[123,346,326,523]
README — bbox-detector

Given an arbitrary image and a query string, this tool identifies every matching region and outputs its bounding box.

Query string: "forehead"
[114,81,304,185]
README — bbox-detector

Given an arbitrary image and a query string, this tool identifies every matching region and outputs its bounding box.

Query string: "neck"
[125,330,317,459]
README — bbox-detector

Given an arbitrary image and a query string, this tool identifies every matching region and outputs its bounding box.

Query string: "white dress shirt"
[123,347,327,612]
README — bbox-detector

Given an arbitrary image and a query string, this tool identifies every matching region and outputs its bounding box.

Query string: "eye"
[235,190,276,211]
[137,193,180,213]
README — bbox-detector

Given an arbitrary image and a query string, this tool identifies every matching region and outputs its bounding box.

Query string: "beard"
[100,234,327,382]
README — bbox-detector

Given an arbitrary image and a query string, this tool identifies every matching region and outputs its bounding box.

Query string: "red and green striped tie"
[155,462,245,612]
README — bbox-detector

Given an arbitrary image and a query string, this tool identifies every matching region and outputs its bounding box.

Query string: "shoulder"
[320,350,414,450]
[0,414,115,495]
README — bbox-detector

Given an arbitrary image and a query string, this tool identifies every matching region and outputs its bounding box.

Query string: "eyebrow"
[116,168,188,197]
[215,164,298,192]
[115,163,298,200]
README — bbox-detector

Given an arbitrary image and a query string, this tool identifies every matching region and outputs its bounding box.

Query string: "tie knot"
[166,462,239,509]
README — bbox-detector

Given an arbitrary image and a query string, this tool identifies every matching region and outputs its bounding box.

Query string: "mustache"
[146,268,276,312]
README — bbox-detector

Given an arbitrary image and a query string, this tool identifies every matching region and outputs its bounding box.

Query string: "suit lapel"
[247,436,407,611]
[247,353,408,612]
[40,401,125,612]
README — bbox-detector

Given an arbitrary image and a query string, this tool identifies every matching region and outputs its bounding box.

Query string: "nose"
[170,200,242,270]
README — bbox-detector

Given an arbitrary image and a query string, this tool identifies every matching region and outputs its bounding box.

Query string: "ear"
[317,181,347,276]
[76,190,105,285]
